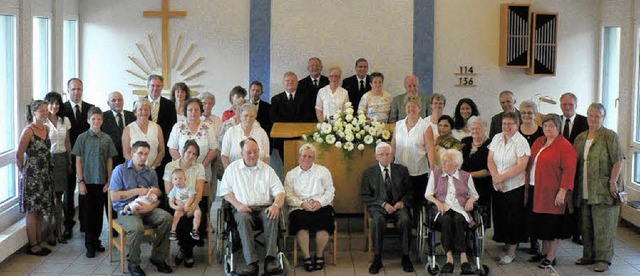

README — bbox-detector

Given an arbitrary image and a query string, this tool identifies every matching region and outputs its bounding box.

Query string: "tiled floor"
[0,217,639,275]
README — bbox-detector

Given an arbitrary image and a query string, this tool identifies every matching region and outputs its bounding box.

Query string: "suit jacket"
[101,109,136,166]
[342,75,371,112]
[489,109,521,139]
[361,163,413,212]
[255,100,273,136]
[148,96,177,164]
[388,93,432,123]
[63,100,95,146]
[564,114,588,144]
[298,75,329,114]
[270,90,316,123]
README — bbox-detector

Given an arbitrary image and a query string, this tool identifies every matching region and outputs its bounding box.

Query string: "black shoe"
[401,255,414,273]
[184,259,195,268]
[314,255,325,271]
[441,262,454,274]
[538,258,556,269]
[461,262,474,274]
[149,259,172,274]
[25,245,50,256]
[237,262,258,276]
[63,228,72,240]
[86,248,96,258]
[303,257,314,272]
[572,235,583,245]
[95,243,105,252]
[265,256,282,274]
[368,256,383,274]
[127,264,146,276]
[174,251,184,266]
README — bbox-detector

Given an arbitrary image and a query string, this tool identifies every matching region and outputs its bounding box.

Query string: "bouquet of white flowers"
[302,102,392,153]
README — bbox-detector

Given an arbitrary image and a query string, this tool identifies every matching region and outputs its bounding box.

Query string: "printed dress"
[19,132,54,216]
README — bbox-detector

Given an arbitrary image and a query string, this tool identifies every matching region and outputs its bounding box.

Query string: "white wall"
[270,0,413,96]
[78,0,250,114]
[433,0,600,118]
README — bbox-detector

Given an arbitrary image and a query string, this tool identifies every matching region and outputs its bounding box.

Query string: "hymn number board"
[455,66,477,87]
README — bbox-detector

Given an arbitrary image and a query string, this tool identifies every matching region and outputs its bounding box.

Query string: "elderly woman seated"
[285,143,335,272]
[425,149,479,274]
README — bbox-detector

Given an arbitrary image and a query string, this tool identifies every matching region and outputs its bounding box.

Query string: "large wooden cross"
[143,0,187,89]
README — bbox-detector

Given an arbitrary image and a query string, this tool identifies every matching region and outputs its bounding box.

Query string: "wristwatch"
[77,179,85,184]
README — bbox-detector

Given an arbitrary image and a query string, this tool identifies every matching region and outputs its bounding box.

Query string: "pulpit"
[271,123,381,214]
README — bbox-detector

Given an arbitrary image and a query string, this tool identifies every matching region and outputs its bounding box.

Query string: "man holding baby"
[110,141,173,276]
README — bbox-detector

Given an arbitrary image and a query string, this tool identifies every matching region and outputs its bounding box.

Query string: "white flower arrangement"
[304,102,392,152]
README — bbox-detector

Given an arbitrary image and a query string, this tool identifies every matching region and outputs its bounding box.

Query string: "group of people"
[15,56,625,275]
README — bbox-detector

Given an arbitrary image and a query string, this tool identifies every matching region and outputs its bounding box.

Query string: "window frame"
[62,16,78,88]
[31,13,52,100]
[631,26,640,186]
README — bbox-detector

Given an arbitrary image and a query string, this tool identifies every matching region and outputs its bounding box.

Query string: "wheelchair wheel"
[425,262,440,275]
[416,205,428,264]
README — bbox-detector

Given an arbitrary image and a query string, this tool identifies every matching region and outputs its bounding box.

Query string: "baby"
[168,169,202,240]
[120,187,161,215]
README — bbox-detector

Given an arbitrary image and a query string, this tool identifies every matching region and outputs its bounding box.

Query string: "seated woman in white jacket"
[285,143,335,272]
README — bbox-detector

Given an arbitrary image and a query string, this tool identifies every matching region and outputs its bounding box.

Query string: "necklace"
[472,137,486,147]
[32,123,45,131]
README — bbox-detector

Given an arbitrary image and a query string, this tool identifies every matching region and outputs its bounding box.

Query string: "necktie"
[288,93,293,102]
[151,100,159,122]
[313,79,318,87]
[117,113,124,130]
[563,118,570,139]
[359,80,365,93]
[74,105,81,122]
[384,168,393,203]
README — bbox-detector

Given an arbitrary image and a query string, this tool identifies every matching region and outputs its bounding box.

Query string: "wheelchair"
[216,199,289,276]
[417,201,489,275]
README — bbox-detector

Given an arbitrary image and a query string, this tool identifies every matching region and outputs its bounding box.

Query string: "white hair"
[298,143,317,156]
[467,115,486,129]
[375,142,392,154]
[442,149,463,169]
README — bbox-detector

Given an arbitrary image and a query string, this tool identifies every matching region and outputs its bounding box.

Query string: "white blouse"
[488,132,531,192]
[128,121,161,167]
[221,124,270,164]
[423,115,440,141]
[167,120,219,180]
[315,85,349,120]
[394,118,429,176]
[163,160,206,189]
[45,116,71,154]
[284,163,335,212]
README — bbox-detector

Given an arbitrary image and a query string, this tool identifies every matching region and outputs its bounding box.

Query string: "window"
[63,19,78,85]
[32,16,50,100]
[0,14,17,204]
[601,26,621,132]
[633,28,640,186]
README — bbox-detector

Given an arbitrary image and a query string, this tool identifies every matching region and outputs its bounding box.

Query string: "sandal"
[314,255,325,271]
[25,245,50,256]
[169,231,177,241]
[538,258,556,269]
[302,257,314,272]
[174,250,184,266]
[460,262,473,274]
[190,229,200,240]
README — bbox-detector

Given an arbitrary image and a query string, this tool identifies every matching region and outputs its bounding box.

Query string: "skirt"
[532,212,572,240]
[492,185,528,244]
[51,152,69,193]
[288,205,335,235]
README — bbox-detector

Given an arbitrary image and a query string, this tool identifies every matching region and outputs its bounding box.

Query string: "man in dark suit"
[62,78,95,239]
[146,75,177,196]
[270,72,316,160]
[249,80,272,137]
[297,57,329,113]
[560,92,589,245]
[489,90,521,138]
[342,58,371,112]
[361,142,414,274]
[102,91,136,167]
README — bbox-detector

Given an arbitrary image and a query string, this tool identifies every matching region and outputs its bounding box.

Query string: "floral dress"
[19,130,54,216]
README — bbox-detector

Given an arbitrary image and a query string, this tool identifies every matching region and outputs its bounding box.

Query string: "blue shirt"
[110,160,159,208]
[71,129,117,184]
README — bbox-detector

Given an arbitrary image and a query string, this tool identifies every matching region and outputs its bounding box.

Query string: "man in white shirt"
[220,137,285,276]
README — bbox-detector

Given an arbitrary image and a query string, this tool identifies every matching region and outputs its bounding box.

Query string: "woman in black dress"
[461,116,492,228]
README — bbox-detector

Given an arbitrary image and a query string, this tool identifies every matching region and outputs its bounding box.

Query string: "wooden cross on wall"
[143,0,187,89]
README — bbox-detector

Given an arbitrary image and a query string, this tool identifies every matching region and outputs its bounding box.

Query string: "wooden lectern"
[271,123,380,214]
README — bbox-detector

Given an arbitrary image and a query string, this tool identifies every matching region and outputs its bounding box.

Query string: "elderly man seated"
[219,137,286,276]
[109,141,173,276]
[361,142,414,274]
[425,149,479,274]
